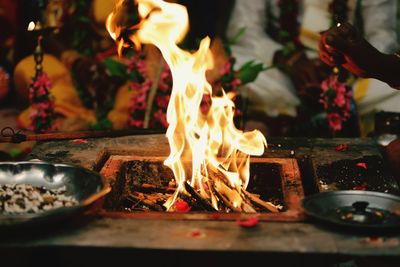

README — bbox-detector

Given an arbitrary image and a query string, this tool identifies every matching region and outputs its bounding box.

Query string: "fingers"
[319,41,335,66]
[323,22,358,54]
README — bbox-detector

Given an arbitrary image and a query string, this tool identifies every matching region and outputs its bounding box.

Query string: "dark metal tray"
[302,190,400,230]
[0,161,110,228]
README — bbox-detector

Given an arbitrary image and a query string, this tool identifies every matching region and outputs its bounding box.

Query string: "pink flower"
[153,109,168,128]
[158,70,172,92]
[155,95,170,108]
[327,112,343,132]
[34,73,52,89]
[320,74,353,133]
[128,119,144,128]
[220,60,232,76]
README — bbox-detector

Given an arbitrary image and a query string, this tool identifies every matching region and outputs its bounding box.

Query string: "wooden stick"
[242,190,280,213]
[143,55,164,128]
[127,193,164,211]
[136,183,176,193]
[0,128,166,143]
[213,187,241,212]
[184,182,215,211]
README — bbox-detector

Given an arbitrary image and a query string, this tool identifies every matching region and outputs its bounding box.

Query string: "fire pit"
[99,155,304,221]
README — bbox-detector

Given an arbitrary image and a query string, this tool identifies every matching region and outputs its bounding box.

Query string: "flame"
[27,21,36,31]
[107,0,267,212]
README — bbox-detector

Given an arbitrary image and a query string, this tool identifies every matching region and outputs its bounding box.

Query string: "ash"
[0,184,78,214]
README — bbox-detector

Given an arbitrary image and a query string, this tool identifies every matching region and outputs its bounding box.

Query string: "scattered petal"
[190,230,203,238]
[175,199,191,212]
[356,162,367,169]
[236,216,259,228]
[353,186,366,191]
[71,139,88,144]
[335,144,348,151]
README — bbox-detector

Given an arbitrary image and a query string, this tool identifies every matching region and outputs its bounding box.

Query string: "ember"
[0,184,78,214]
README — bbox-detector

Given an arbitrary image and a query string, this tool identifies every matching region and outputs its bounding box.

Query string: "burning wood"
[107,0,269,213]
[117,160,283,213]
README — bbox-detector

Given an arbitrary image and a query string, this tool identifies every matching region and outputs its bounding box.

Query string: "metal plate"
[0,161,110,228]
[302,190,400,230]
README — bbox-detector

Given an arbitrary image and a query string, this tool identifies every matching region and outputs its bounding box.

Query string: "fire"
[107,0,267,212]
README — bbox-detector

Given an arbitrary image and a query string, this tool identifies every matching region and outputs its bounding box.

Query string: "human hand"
[319,22,383,79]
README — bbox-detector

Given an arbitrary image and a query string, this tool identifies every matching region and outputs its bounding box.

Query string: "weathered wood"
[126,193,165,211]
[183,182,215,211]
[242,190,280,213]
[136,183,176,193]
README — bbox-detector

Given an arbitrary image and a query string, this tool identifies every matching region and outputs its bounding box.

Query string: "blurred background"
[0,0,399,160]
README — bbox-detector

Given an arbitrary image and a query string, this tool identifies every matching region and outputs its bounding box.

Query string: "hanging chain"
[33,35,44,77]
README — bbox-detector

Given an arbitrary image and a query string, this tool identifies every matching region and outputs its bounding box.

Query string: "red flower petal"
[71,139,88,144]
[335,144,348,151]
[236,217,259,228]
[190,230,203,238]
[356,162,367,169]
[353,186,366,191]
[175,199,191,212]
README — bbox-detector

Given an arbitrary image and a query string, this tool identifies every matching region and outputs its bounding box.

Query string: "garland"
[28,72,58,133]
[268,0,349,47]
[105,36,266,130]
[319,75,352,132]
[268,0,353,134]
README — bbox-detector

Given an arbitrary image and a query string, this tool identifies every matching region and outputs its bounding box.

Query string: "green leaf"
[9,148,22,158]
[326,88,337,98]
[103,58,128,78]
[228,27,247,45]
[237,61,269,84]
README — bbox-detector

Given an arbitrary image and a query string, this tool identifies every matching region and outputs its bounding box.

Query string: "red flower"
[175,199,191,212]
[155,95,170,108]
[327,112,343,132]
[356,162,367,169]
[190,230,203,238]
[335,144,348,151]
[353,186,367,190]
[70,139,88,144]
[320,74,353,133]
[220,60,232,76]
[236,216,259,228]
[153,109,168,128]
[128,119,144,128]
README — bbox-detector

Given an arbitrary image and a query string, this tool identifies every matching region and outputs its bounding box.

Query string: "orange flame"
[107,0,267,211]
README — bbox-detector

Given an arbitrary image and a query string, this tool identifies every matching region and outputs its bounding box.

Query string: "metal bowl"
[302,190,400,231]
[0,161,110,228]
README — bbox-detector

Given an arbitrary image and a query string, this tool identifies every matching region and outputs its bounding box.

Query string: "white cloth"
[227,0,399,118]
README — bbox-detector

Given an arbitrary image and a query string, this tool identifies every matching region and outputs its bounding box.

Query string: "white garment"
[227,0,399,118]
